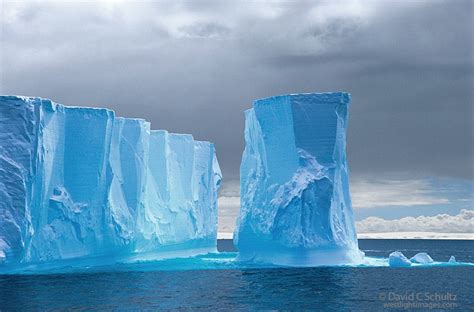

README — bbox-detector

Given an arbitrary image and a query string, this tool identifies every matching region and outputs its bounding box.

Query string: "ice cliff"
[0,96,221,269]
[234,93,363,266]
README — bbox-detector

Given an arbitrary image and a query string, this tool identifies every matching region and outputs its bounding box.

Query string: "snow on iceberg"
[234,93,363,266]
[0,96,221,270]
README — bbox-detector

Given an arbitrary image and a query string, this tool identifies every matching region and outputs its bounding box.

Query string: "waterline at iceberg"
[2,94,468,274]
[0,96,221,271]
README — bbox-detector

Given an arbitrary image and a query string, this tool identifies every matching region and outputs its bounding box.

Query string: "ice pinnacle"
[234,93,363,266]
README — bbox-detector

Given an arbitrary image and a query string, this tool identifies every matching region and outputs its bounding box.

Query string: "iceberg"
[234,92,363,266]
[389,251,412,267]
[0,96,221,271]
[410,252,434,264]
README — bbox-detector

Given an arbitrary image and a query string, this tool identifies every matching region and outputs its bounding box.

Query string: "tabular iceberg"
[0,96,221,270]
[234,92,363,266]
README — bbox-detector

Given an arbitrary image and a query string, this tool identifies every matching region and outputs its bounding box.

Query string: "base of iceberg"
[1,251,472,275]
[236,241,365,267]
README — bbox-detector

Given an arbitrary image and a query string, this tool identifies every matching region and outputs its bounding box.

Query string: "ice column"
[234,93,363,266]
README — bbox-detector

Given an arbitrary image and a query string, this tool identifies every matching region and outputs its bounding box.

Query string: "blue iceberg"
[1,95,470,273]
[234,93,363,266]
[0,96,221,271]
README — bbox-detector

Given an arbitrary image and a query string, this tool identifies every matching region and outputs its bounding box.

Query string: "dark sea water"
[1,239,473,311]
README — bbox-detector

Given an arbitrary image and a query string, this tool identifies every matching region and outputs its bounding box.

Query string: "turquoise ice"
[234,93,363,266]
[0,94,469,274]
[0,96,221,270]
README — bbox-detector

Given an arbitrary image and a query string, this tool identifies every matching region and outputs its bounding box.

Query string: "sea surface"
[0,239,473,311]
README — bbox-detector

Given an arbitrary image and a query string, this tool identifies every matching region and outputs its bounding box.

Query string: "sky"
[1,0,472,234]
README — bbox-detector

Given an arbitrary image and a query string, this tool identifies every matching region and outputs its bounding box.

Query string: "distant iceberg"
[410,252,434,264]
[0,96,221,270]
[389,251,412,267]
[234,93,363,266]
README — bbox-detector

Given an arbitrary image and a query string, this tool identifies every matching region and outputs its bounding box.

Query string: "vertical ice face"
[139,130,171,249]
[107,117,151,253]
[0,96,221,269]
[167,134,196,242]
[192,140,221,241]
[28,102,115,262]
[0,97,39,264]
[137,133,222,253]
[234,93,363,266]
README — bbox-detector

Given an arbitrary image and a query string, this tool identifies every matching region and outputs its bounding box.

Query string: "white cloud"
[356,209,474,233]
[217,180,240,233]
[218,195,239,234]
[357,232,474,240]
[350,179,450,209]
[217,177,466,234]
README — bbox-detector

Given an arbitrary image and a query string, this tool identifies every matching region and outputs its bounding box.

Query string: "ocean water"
[0,239,473,311]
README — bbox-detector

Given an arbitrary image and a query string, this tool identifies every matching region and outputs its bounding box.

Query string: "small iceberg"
[410,252,434,264]
[449,256,457,263]
[389,251,412,267]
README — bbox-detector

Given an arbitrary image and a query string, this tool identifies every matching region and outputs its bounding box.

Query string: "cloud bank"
[1,0,472,181]
[350,179,450,209]
[218,178,472,233]
[356,209,474,233]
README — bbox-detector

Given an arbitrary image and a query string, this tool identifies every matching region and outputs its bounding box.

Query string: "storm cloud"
[1,0,472,205]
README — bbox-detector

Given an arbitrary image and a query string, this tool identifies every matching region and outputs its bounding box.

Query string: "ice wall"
[0,96,221,269]
[234,93,363,266]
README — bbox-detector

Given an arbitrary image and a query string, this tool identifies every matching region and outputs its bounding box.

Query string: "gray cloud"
[1,0,472,184]
[350,179,450,209]
[178,22,231,38]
